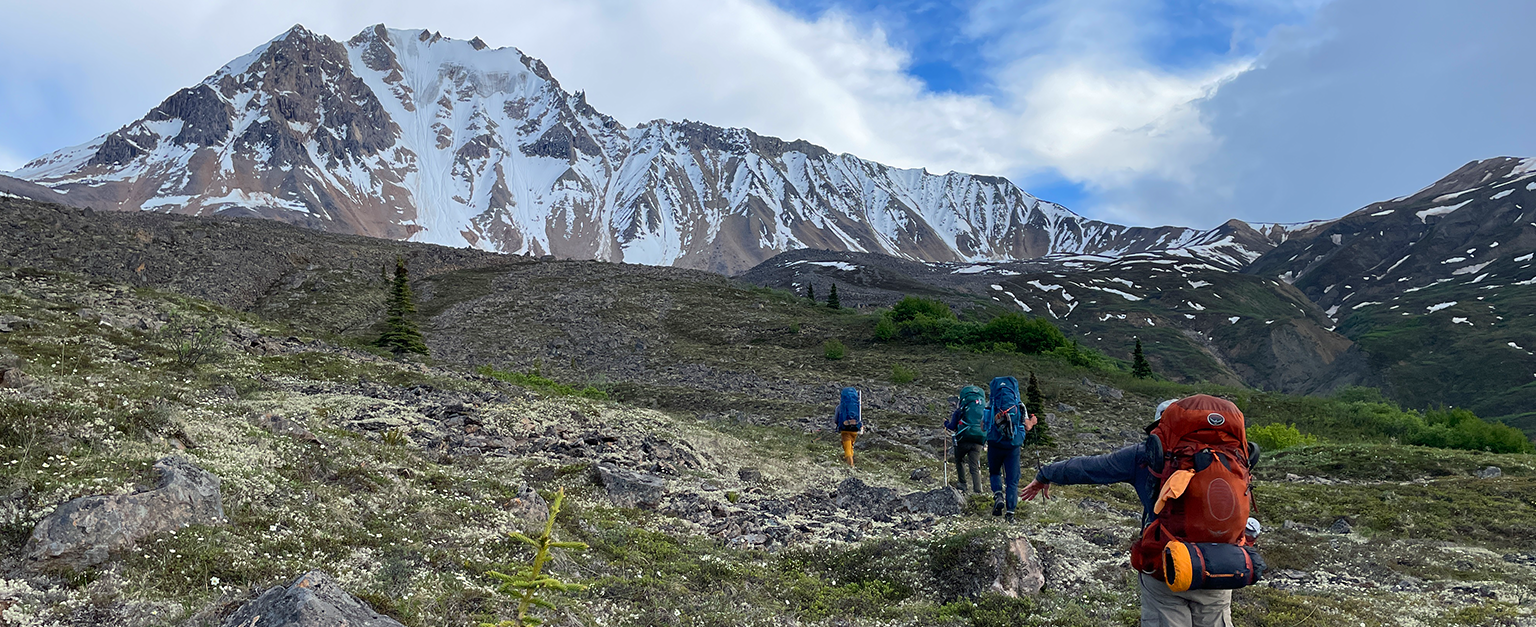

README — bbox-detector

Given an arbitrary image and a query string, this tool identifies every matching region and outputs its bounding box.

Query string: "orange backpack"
[1131,395,1257,581]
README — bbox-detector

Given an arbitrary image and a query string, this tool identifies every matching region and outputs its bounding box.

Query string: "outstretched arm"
[1022,444,1142,502]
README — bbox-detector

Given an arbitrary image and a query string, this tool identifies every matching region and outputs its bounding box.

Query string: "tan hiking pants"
[1138,573,1233,627]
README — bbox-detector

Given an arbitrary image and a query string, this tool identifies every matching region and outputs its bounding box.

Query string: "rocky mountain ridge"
[14,23,1307,275]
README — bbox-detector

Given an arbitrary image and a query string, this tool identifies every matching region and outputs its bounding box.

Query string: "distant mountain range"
[13,23,1316,274]
[6,23,1535,432]
[744,157,1536,434]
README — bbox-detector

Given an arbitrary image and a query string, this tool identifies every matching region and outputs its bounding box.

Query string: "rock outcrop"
[931,531,1046,601]
[220,570,404,627]
[24,456,225,570]
[594,464,666,510]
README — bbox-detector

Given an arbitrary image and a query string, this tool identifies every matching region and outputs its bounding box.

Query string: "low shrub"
[890,364,916,385]
[1407,407,1533,454]
[823,339,846,360]
[1247,423,1317,451]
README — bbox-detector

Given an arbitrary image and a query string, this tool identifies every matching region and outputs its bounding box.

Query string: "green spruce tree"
[1132,338,1153,379]
[807,283,816,303]
[481,488,588,627]
[376,257,429,356]
[1024,371,1054,447]
[826,283,841,309]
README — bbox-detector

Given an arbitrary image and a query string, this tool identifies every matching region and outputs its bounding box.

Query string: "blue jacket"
[1035,444,1159,527]
[982,406,1029,447]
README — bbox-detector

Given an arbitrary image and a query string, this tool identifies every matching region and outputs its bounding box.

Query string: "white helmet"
[1154,399,1178,422]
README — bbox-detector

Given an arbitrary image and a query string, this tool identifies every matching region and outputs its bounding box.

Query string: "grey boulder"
[221,570,403,627]
[1476,466,1502,479]
[24,456,225,570]
[898,486,966,516]
[833,476,898,516]
[594,464,666,509]
[932,531,1045,601]
[507,483,550,524]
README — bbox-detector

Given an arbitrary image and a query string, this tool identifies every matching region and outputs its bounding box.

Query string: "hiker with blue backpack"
[984,376,1037,523]
[834,387,863,468]
[944,385,988,493]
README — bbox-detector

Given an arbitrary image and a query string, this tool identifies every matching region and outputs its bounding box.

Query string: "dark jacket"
[1035,444,1159,527]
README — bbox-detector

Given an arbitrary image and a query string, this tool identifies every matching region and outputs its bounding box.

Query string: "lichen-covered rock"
[507,483,550,524]
[931,530,1045,601]
[834,476,898,516]
[1476,466,1502,479]
[0,367,31,389]
[23,456,225,570]
[594,464,666,509]
[220,570,404,627]
[898,486,965,516]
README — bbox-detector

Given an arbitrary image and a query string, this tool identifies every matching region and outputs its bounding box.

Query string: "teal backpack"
[956,385,987,443]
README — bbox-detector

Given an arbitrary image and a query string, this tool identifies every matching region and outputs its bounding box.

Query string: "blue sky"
[2,0,1532,228]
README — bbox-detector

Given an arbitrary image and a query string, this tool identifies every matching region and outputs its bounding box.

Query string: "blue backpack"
[988,376,1024,444]
[835,387,862,432]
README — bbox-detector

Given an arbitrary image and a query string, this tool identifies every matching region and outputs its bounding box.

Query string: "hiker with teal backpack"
[984,376,1037,522]
[944,385,988,493]
[834,387,863,468]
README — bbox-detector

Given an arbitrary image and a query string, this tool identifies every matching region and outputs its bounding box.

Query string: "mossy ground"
[1,268,1533,626]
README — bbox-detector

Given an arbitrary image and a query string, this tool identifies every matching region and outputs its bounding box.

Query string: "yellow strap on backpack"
[1153,469,1195,515]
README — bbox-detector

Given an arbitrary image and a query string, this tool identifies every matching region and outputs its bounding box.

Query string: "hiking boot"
[992,502,1004,517]
[1004,512,1015,524]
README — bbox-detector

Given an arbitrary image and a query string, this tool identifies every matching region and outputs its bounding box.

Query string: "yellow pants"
[841,431,858,467]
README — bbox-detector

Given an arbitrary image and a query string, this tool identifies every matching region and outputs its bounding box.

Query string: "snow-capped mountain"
[15,24,1290,274]
[1246,156,1536,318]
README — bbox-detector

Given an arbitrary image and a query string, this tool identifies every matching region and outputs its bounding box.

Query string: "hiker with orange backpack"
[1021,395,1265,627]
[982,376,1037,523]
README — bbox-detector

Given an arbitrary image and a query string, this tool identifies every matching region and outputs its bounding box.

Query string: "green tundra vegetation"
[0,266,1531,627]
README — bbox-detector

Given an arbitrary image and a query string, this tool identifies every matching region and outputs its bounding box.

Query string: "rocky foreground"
[1,268,1534,626]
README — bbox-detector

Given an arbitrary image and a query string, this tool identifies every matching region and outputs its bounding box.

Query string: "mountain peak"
[13,23,1291,274]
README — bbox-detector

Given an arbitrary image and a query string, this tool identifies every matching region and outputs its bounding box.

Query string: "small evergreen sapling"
[1131,339,1153,379]
[1023,371,1054,447]
[481,488,588,627]
[826,284,841,309]
[806,283,816,302]
[376,258,429,356]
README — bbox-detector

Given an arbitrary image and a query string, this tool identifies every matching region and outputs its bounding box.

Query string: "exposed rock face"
[24,456,225,570]
[898,487,966,516]
[13,24,1293,275]
[594,464,667,510]
[931,531,1046,601]
[220,570,405,627]
[834,477,967,517]
[834,476,899,517]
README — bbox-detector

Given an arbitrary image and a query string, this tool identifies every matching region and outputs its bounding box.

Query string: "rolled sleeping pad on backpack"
[1162,541,1266,592]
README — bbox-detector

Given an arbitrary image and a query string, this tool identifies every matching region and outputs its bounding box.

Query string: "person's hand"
[1025,413,1039,430]
[1021,479,1051,501]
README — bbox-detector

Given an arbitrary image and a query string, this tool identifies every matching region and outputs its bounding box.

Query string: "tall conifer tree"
[826,284,841,309]
[377,257,429,356]
[1132,339,1153,379]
